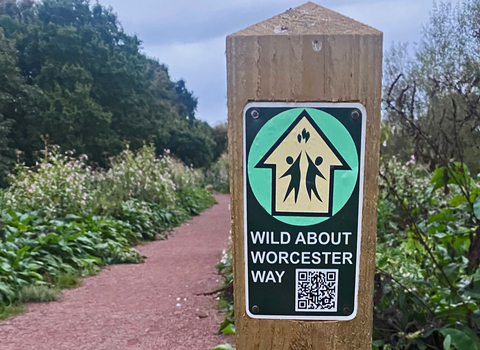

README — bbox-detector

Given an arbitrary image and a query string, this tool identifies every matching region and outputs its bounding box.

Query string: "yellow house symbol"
[256,110,350,216]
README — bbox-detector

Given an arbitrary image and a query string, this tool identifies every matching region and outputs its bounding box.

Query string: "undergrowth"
[17,285,59,303]
[0,144,215,317]
[209,241,236,350]
[0,304,24,320]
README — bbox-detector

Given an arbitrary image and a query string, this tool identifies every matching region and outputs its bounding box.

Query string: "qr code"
[296,269,338,312]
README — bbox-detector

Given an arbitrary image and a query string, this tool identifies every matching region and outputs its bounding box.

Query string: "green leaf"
[474,197,480,220]
[453,326,480,350]
[440,328,478,350]
[65,214,81,220]
[210,344,235,350]
[372,340,385,350]
[222,323,235,335]
[442,263,461,284]
[450,195,467,207]
[443,334,452,350]
[415,339,427,350]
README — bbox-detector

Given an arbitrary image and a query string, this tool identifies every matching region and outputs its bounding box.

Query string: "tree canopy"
[383,1,480,174]
[0,0,225,182]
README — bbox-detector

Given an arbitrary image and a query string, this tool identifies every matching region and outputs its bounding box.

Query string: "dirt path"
[0,194,233,350]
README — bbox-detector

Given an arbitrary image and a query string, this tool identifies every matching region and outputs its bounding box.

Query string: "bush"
[205,152,229,193]
[374,155,480,349]
[0,144,215,312]
[178,187,217,216]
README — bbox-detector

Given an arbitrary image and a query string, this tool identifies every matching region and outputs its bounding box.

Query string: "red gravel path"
[0,194,233,350]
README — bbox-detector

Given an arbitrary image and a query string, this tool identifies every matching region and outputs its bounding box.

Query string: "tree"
[0,0,214,170]
[174,79,198,120]
[383,1,480,174]
[0,27,36,183]
[168,119,216,168]
[211,122,228,160]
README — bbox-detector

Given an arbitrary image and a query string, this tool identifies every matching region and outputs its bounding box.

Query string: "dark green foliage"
[374,157,480,350]
[0,28,35,185]
[168,119,217,168]
[117,199,189,241]
[174,79,198,120]
[0,0,218,174]
[54,273,80,289]
[211,122,228,161]
[178,187,217,216]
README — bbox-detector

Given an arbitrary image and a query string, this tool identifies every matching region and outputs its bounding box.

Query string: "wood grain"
[227,3,382,349]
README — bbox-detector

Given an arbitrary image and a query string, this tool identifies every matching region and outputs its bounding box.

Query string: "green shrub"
[117,199,189,240]
[374,157,480,349]
[54,273,81,289]
[0,144,215,314]
[205,152,229,193]
[5,146,96,217]
[178,187,216,216]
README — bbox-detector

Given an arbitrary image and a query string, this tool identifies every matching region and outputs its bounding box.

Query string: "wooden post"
[227,2,382,349]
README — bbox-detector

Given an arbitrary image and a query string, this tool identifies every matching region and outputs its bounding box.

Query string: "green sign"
[244,103,365,320]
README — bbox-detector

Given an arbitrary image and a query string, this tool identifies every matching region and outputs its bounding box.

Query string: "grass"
[54,273,81,289]
[17,285,60,303]
[0,304,25,320]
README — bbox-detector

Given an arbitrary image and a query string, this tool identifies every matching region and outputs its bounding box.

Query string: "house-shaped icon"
[256,110,350,216]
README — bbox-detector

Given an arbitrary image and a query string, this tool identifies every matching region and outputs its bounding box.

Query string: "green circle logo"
[247,108,359,226]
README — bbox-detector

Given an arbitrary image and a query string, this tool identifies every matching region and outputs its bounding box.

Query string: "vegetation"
[213,2,480,349]
[0,144,215,316]
[216,245,234,336]
[0,0,226,322]
[373,1,480,348]
[210,344,235,350]
[374,149,480,350]
[0,0,228,186]
[205,152,230,194]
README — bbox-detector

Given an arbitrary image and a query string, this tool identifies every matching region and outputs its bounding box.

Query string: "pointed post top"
[231,2,381,36]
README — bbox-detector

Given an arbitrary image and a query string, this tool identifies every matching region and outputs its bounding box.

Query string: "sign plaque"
[244,102,366,320]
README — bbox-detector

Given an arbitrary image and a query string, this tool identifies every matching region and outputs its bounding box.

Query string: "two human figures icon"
[280,128,325,203]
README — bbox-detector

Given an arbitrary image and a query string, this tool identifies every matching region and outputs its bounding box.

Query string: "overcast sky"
[99,0,436,125]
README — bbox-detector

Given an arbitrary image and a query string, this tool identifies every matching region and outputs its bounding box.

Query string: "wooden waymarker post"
[227,2,382,349]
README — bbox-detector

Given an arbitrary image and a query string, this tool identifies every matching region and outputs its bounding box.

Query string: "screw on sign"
[227,2,382,350]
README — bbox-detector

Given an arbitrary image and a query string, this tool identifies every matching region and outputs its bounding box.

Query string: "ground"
[0,194,233,350]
